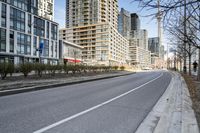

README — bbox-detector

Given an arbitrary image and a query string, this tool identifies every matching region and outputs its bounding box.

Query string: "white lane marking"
[34,72,164,133]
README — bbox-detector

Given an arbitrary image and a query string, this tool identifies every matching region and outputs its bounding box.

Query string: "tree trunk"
[197,49,200,80]
[183,0,187,74]
[180,59,182,72]
[188,44,191,75]
[189,55,191,75]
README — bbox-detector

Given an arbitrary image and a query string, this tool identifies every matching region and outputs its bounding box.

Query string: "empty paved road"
[0,71,171,133]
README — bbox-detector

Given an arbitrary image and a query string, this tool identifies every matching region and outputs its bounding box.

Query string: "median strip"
[0,72,134,96]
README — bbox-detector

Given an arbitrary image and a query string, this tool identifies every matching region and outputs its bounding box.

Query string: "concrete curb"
[135,71,199,133]
[0,72,135,97]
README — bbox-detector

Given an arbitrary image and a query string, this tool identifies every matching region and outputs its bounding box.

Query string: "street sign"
[39,42,44,53]
[40,42,44,49]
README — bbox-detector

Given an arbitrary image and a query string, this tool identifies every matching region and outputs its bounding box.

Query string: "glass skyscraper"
[118,8,131,38]
[130,13,140,31]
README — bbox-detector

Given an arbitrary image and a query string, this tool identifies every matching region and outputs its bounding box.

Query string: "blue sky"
[54,0,158,38]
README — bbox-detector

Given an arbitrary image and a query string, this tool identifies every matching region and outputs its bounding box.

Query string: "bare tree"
[131,0,200,78]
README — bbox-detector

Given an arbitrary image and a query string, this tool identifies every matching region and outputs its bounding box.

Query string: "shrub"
[63,64,70,74]
[19,63,33,77]
[34,63,46,77]
[120,66,125,71]
[46,64,54,76]
[79,65,87,73]
[0,62,14,79]
[7,63,15,76]
[56,64,63,73]
[113,66,119,70]
[72,65,81,74]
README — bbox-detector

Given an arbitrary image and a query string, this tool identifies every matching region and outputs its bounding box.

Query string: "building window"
[51,24,57,40]
[40,38,49,57]
[17,33,31,55]
[33,36,37,56]
[28,14,32,34]
[10,7,25,32]
[44,40,49,57]
[51,41,53,57]
[1,3,6,27]
[0,28,6,52]
[34,17,45,37]
[55,42,57,58]
[46,22,49,38]
[10,31,14,53]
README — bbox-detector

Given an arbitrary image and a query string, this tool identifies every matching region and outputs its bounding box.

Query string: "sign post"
[36,42,44,64]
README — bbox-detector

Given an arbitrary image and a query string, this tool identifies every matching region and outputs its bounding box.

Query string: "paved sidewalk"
[0,71,134,96]
[136,71,199,133]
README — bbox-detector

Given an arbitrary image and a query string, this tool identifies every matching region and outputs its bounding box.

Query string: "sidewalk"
[136,71,199,133]
[0,71,134,96]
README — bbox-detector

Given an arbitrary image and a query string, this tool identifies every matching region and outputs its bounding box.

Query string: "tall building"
[148,37,160,64]
[61,0,129,66]
[129,29,150,68]
[130,29,148,50]
[118,8,131,38]
[65,0,118,29]
[0,0,59,64]
[148,37,159,56]
[38,0,54,20]
[130,13,140,31]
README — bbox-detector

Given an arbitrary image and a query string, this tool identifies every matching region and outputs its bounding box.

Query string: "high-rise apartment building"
[118,8,130,38]
[0,0,59,64]
[61,0,128,66]
[38,0,54,20]
[130,13,140,31]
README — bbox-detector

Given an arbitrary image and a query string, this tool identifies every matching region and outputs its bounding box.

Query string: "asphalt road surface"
[0,71,172,133]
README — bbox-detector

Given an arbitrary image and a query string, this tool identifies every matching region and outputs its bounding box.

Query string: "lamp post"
[73,49,78,65]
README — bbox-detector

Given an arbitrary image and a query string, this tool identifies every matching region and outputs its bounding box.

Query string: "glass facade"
[0,0,59,64]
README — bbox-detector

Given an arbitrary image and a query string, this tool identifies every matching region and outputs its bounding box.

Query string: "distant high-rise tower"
[130,13,140,31]
[118,8,131,38]
[38,0,54,20]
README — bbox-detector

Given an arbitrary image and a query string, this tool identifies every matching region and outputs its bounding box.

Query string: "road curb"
[0,72,135,97]
[135,71,199,133]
